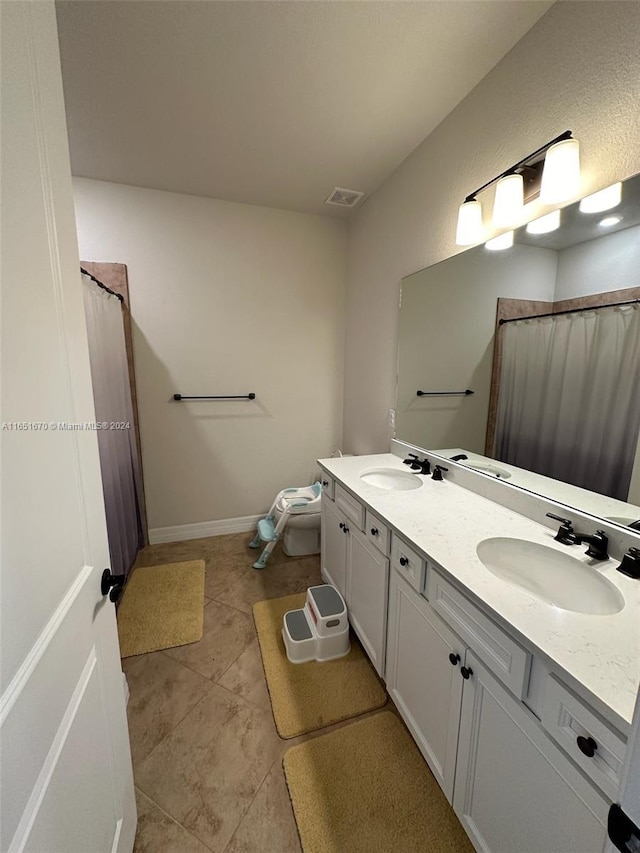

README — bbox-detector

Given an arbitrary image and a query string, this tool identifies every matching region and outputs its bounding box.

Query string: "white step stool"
[282,585,350,664]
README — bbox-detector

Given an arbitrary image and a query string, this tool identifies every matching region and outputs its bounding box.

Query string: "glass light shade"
[485,231,514,251]
[526,210,561,234]
[599,215,622,228]
[540,138,581,203]
[455,200,483,245]
[579,182,622,213]
[492,174,523,227]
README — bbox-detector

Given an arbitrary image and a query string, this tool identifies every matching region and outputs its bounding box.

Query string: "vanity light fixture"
[599,215,622,228]
[485,231,514,251]
[579,182,622,213]
[455,131,579,246]
[526,209,561,235]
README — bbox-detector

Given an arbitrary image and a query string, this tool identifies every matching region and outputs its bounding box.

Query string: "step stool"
[282,585,350,664]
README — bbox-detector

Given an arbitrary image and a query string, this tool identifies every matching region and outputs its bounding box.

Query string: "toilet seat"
[275,483,322,516]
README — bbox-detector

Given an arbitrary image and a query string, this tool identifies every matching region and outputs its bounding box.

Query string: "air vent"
[325,187,365,208]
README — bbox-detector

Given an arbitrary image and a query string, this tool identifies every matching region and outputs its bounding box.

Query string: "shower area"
[81,263,147,586]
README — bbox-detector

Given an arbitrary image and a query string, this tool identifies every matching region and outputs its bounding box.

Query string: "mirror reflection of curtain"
[495,304,640,500]
[82,274,144,577]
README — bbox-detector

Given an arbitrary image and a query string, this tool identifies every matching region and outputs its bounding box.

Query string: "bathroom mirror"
[396,170,640,527]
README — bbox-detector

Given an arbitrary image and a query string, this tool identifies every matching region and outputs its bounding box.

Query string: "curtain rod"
[499,298,639,326]
[80,266,124,303]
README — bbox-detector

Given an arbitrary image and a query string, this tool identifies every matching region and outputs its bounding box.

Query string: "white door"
[348,527,389,676]
[604,686,640,853]
[385,570,463,801]
[454,652,608,853]
[1,4,136,852]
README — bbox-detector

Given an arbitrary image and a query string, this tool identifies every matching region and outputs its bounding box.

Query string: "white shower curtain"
[495,304,640,500]
[82,273,144,577]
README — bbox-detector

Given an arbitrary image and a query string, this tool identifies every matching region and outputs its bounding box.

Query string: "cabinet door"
[348,527,389,676]
[386,569,464,801]
[454,653,609,853]
[321,498,347,600]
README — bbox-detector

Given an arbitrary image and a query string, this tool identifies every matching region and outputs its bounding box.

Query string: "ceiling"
[56,0,552,218]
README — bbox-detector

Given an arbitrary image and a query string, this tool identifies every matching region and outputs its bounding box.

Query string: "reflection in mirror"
[397,172,640,527]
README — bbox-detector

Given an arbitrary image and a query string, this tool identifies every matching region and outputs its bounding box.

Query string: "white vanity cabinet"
[454,652,609,853]
[386,566,464,800]
[321,486,390,676]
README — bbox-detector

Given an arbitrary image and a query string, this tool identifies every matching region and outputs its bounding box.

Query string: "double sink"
[359,467,625,617]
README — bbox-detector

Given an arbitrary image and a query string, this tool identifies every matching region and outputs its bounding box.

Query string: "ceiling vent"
[325,187,365,208]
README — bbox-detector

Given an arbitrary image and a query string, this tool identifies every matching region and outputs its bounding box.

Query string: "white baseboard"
[148,514,261,545]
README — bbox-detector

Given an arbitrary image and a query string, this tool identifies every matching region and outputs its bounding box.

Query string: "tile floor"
[126,531,383,853]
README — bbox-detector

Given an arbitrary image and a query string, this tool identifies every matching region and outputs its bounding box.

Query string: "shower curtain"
[495,304,640,500]
[82,273,144,577]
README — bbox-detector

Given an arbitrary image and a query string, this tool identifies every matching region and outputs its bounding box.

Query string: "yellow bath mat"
[117,561,205,658]
[253,592,387,738]
[283,710,474,853]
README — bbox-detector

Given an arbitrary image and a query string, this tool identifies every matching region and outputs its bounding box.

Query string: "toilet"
[277,484,322,557]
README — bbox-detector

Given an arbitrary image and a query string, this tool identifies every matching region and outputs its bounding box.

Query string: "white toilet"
[276,484,322,557]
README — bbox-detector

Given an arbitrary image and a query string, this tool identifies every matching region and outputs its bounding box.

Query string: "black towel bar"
[173,393,256,401]
[416,389,474,397]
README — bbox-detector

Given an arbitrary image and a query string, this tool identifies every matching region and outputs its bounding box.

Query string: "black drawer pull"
[460,666,473,680]
[399,556,409,567]
[370,527,379,536]
[449,653,461,666]
[339,522,345,530]
[576,735,597,758]
[322,480,329,487]
[343,525,349,534]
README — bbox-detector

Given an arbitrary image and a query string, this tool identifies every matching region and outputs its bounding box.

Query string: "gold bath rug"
[283,711,474,853]
[117,561,205,658]
[252,592,386,738]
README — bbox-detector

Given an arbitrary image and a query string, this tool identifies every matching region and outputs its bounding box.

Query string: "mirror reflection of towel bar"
[173,393,256,401]
[416,389,474,397]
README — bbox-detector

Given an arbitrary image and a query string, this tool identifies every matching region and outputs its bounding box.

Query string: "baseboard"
[148,514,261,545]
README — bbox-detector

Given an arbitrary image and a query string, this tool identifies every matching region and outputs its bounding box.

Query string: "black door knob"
[101,568,124,603]
[370,527,379,536]
[399,556,409,566]
[460,666,473,680]
[576,735,598,758]
[449,653,461,666]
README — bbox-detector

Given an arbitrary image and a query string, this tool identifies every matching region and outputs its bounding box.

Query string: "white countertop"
[319,453,640,734]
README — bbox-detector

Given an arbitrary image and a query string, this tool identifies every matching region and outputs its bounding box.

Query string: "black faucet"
[419,459,431,475]
[403,453,422,471]
[629,519,640,531]
[617,547,640,579]
[545,513,609,560]
[450,454,468,462]
[432,465,448,481]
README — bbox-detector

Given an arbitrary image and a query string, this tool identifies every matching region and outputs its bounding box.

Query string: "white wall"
[344,1,640,453]
[554,224,640,301]
[396,245,557,451]
[73,179,347,532]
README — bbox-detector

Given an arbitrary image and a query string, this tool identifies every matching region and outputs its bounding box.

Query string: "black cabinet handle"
[449,653,461,666]
[577,735,598,758]
[339,522,345,530]
[322,480,329,487]
[461,666,473,680]
[399,556,409,567]
[370,527,379,536]
[343,525,350,534]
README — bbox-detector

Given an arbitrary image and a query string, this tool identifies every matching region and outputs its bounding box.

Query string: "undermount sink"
[464,461,512,479]
[359,467,423,491]
[476,537,624,615]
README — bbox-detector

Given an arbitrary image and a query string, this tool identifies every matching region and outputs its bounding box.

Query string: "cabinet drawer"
[541,675,626,801]
[364,509,390,555]
[320,473,335,500]
[427,568,530,699]
[335,484,364,530]
[391,534,425,592]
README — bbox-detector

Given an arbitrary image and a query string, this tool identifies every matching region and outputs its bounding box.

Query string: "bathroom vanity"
[318,447,640,853]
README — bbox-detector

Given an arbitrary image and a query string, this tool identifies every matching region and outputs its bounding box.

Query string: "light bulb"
[540,138,581,204]
[579,182,622,213]
[599,215,622,228]
[526,210,561,235]
[455,199,483,246]
[485,231,514,251]
[492,174,523,228]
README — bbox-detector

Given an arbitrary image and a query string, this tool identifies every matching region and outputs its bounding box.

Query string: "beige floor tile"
[217,639,271,710]
[133,788,212,853]
[214,557,322,614]
[163,599,255,680]
[224,760,301,853]
[135,684,282,853]
[126,652,212,767]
